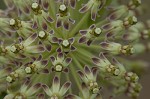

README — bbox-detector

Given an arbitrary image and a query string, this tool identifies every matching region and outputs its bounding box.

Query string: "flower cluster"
[0,0,149,99]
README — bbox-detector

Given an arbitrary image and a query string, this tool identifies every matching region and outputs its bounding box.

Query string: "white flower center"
[94,28,102,35]
[6,76,13,83]
[39,31,46,38]
[114,69,120,76]
[137,0,141,4]
[59,4,67,11]
[10,45,17,53]
[62,40,70,47]
[9,19,16,26]
[15,95,23,99]
[32,3,39,9]
[132,16,137,23]
[55,65,63,72]
[51,95,59,99]
[25,67,32,74]
[92,87,99,94]
[130,48,135,54]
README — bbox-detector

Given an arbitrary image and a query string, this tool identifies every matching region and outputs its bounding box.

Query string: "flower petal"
[16,54,26,59]
[4,94,14,99]
[26,83,41,96]
[59,81,71,96]
[42,84,52,96]
[40,68,49,74]
[77,70,88,83]
[23,6,30,14]
[100,42,109,48]
[26,45,45,53]
[63,57,72,66]
[101,23,112,30]
[4,0,14,8]
[92,57,101,66]
[56,17,62,28]
[99,52,106,59]
[37,93,45,99]
[71,46,76,51]
[84,66,91,76]
[23,33,37,47]
[63,20,69,30]
[106,32,114,38]
[56,47,62,52]
[50,56,56,64]
[57,52,64,60]
[20,79,30,93]
[37,55,42,61]
[45,44,51,52]
[79,30,88,35]
[81,83,89,97]
[52,76,60,93]
[51,37,59,43]
[41,60,48,66]
[79,36,87,43]
[69,18,75,24]
[89,24,96,29]
[68,38,74,44]
[41,0,49,10]
[91,6,98,21]
[87,39,92,46]
[0,67,12,78]
[79,2,92,13]
[42,22,48,30]
[32,21,38,29]
[70,0,76,8]
[65,94,81,99]
[63,68,69,73]
[92,67,99,80]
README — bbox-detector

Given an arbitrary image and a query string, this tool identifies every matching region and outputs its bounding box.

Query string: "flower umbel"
[0,0,149,99]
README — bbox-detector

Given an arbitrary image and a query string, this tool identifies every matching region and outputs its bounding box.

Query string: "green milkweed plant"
[0,0,150,99]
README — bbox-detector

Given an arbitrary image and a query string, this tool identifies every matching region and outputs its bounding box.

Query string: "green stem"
[75,51,93,66]
[49,0,57,19]
[76,46,94,57]
[66,74,72,93]
[77,43,101,50]
[69,53,83,70]
[96,19,108,27]
[69,12,90,37]
[69,60,82,92]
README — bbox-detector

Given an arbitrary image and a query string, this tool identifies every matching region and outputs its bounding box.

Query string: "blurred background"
[0,0,150,99]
